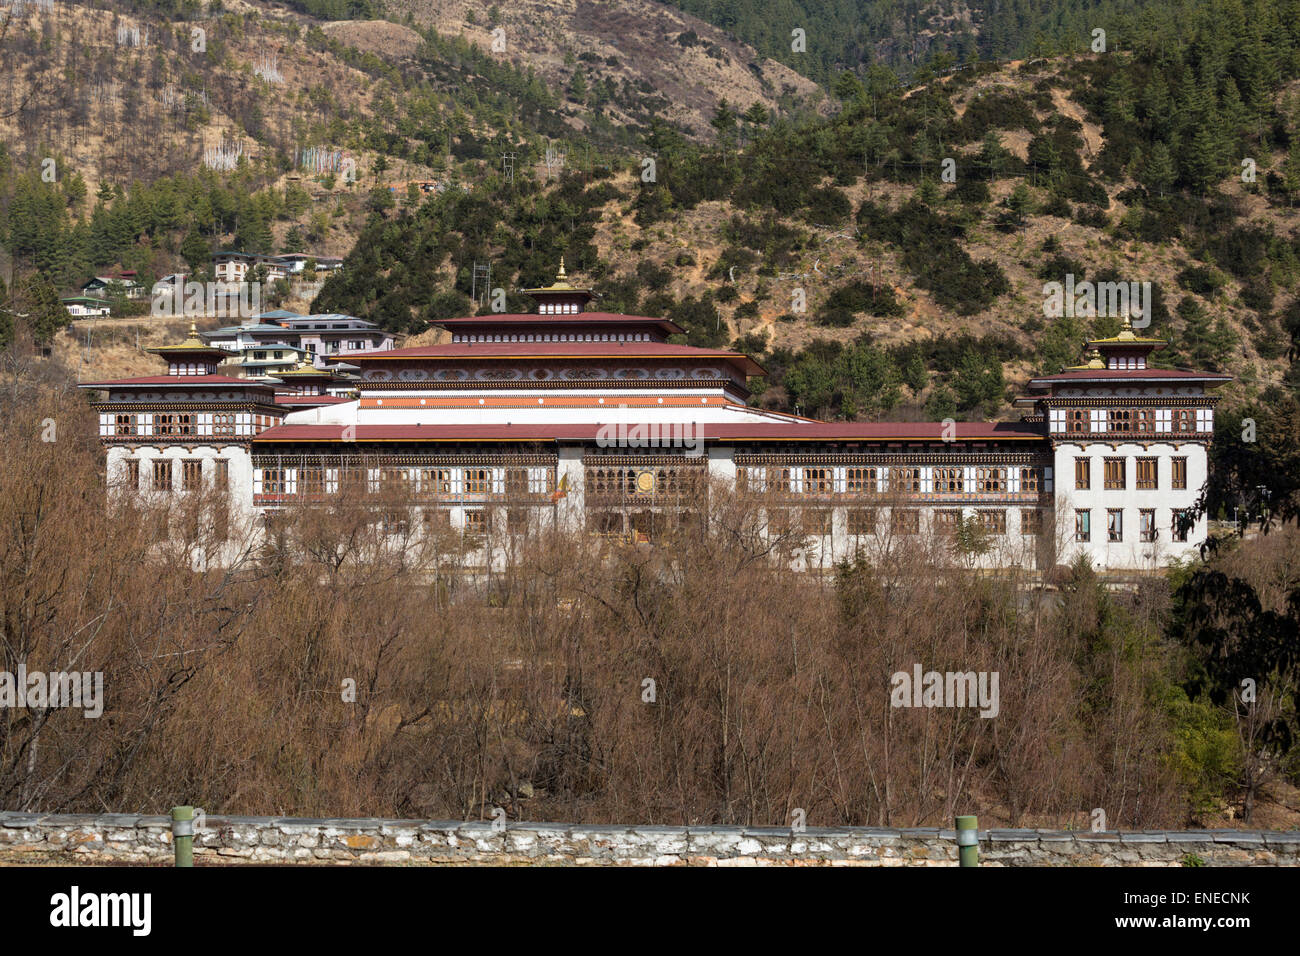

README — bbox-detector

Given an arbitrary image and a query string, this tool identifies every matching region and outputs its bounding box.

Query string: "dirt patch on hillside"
[321,20,424,58]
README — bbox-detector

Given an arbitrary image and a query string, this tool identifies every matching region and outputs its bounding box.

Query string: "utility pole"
[471,261,491,309]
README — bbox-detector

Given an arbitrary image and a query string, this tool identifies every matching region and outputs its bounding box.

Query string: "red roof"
[346,341,765,375]
[78,375,273,388]
[273,394,352,406]
[1028,368,1232,388]
[253,420,1042,444]
[437,311,683,331]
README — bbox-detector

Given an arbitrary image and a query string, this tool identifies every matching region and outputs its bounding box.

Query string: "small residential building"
[61,296,112,317]
[82,274,146,300]
[212,252,343,284]
[276,253,344,275]
[270,312,396,359]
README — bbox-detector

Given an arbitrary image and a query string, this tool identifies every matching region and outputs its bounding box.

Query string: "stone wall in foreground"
[1,812,1297,865]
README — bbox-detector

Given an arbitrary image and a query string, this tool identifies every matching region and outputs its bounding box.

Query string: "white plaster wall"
[1053,440,1207,569]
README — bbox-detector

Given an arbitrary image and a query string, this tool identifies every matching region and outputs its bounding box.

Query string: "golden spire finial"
[1085,348,1105,369]
[1116,312,1138,340]
[557,256,566,280]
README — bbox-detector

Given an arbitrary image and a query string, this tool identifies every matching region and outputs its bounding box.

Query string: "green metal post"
[172,805,194,867]
[956,815,978,867]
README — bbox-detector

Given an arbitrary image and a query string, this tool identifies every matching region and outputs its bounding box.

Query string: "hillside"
[0,0,817,199]
[305,14,1300,425]
[7,0,1300,432]
[381,0,822,137]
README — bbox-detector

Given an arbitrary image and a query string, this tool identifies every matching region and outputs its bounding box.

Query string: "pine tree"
[1284,139,1300,207]
[1141,142,1177,197]
[568,68,588,105]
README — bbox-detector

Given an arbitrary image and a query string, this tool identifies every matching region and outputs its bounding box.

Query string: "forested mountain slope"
[312,0,1300,427]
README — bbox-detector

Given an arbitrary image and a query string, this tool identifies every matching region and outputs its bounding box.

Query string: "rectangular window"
[801,508,832,535]
[381,510,409,535]
[154,413,196,436]
[933,467,964,494]
[977,510,1006,534]
[1136,409,1155,433]
[505,468,529,498]
[114,413,134,436]
[1136,458,1158,490]
[1172,509,1192,542]
[299,468,325,496]
[212,500,229,541]
[423,509,452,534]
[378,468,411,496]
[1019,468,1040,494]
[1139,509,1156,542]
[506,507,530,534]
[1172,408,1195,432]
[803,468,832,494]
[1171,457,1187,490]
[766,467,791,494]
[1075,458,1091,490]
[261,469,284,495]
[891,467,922,493]
[1104,458,1126,490]
[1075,509,1091,542]
[181,459,202,491]
[124,459,140,491]
[976,468,1006,494]
[152,459,172,492]
[767,508,794,537]
[845,467,876,494]
[1021,509,1043,536]
[422,468,453,497]
[847,508,876,536]
[1108,509,1123,542]
[891,509,920,535]
[1068,409,1088,433]
[933,509,961,536]
[464,509,488,538]
[214,458,229,489]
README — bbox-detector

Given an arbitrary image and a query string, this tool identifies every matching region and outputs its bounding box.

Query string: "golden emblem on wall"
[635,469,656,494]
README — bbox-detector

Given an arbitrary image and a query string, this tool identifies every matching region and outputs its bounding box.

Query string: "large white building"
[80,262,1230,572]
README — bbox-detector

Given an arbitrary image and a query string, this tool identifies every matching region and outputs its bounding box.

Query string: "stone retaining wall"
[1,812,1296,865]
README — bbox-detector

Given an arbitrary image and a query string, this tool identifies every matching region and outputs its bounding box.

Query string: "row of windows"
[739,466,1044,495]
[124,458,229,492]
[261,506,529,538]
[586,467,700,497]
[1075,456,1187,490]
[762,508,1040,537]
[1073,508,1193,543]
[257,466,553,497]
[110,413,267,437]
[1052,408,1211,434]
